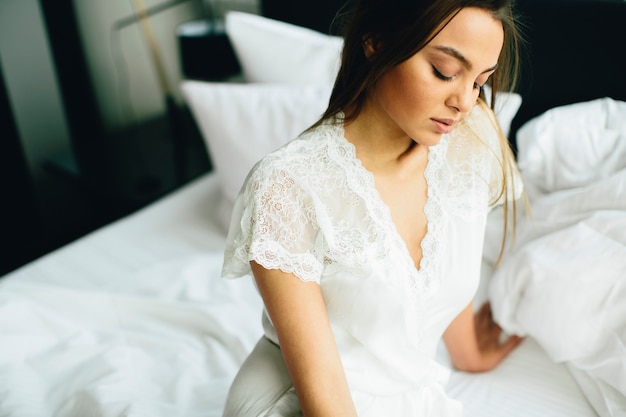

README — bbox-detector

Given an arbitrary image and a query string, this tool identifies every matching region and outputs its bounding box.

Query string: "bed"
[1,0,625,416]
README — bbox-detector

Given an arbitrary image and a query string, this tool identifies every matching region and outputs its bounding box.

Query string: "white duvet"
[0,176,265,417]
[488,98,626,416]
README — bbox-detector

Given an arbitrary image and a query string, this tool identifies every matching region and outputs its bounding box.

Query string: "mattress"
[0,172,596,416]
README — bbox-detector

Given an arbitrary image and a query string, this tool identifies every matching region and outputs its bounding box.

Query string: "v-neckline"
[331,122,442,282]
[369,153,433,275]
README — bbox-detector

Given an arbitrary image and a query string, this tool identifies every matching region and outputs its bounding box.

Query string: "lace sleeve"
[221,159,324,283]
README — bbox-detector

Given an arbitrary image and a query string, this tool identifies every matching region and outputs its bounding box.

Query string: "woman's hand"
[443,301,523,373]
[472,302,523,371]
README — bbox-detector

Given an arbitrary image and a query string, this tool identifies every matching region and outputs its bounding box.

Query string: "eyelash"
[432,66,483,90]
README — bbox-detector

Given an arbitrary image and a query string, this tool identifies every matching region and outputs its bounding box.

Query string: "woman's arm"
[443,301,522,373]
[251,261,358,417]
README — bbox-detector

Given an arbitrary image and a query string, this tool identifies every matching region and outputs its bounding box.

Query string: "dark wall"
[38,0,113,196]
[509,0,626,149]
[0,62,43,275]
[261,0,348,34]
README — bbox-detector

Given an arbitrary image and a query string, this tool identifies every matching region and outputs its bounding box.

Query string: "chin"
[414,131,445,147]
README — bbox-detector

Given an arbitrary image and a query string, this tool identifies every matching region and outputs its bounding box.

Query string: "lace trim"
[225,161,325,283]
[322,120,445,297]
[421,140,446,294]
[443,107,496,220]
[224,108,494,300]
[248,241,323,283]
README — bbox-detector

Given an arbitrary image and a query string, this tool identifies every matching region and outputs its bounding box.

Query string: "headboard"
[260,0,626,152]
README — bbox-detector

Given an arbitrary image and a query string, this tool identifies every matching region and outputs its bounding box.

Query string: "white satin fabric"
[223,104,515,416]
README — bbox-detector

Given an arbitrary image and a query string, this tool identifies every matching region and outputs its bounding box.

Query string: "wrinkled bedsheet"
[488,98,626,416]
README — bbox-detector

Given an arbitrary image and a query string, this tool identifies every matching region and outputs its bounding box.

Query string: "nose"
[446,83,477,114]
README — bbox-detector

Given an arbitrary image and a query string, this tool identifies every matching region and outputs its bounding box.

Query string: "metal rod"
[131,0,172,98]
[114,0,189,30]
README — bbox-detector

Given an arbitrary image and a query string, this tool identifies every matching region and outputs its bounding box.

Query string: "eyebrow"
[433,45,499,73]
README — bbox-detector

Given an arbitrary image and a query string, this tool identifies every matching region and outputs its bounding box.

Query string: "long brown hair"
[317,0,522,122]
[314,0,525,265]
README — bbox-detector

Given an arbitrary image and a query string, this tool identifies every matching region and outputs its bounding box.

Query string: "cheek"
[376,61,439,116]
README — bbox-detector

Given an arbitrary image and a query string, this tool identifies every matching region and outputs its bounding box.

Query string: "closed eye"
[474,72,494,91]
[434,64,488,91]
[432,66,454,82]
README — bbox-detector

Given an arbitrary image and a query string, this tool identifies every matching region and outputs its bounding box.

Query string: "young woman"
[222,0,524,415]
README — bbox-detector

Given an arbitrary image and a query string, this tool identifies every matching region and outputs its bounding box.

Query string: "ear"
[363,36,376,58]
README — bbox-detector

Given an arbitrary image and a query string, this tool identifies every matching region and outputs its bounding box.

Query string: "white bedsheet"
[488,98,626,416]
[0,173,596,416]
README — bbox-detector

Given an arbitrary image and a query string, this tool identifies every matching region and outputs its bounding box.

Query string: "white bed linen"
[488,98,626,417]
[0,174,263,417]
[0,172,596,417]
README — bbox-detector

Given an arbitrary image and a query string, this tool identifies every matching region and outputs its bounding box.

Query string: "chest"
[374,169,428,270]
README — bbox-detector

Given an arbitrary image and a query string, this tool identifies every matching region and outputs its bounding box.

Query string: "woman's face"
[371,7,504,146]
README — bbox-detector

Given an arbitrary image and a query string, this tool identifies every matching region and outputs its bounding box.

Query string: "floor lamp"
[115,0,193,187]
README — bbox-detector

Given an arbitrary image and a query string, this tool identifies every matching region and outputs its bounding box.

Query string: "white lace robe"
[222,104,517,416]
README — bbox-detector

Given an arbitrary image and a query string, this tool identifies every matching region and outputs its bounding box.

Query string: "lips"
[431,118,457,134]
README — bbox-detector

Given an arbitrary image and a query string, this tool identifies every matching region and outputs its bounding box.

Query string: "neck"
[343,103,427,174]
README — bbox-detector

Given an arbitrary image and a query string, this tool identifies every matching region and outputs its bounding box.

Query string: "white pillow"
[224,11,343,85]
[516,97,626,195]
[181,81,332,229]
